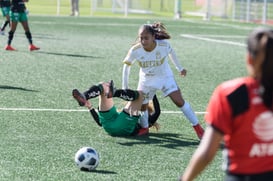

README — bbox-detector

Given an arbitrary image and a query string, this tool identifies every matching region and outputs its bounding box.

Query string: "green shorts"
[10,11,27,22]
[98,106,140,136]
[1,7,10,17]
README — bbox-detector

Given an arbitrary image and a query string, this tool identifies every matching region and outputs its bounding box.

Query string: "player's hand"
[180,69,187,77]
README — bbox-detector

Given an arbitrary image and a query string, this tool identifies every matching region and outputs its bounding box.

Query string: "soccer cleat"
[107,80,116,98]
[72,89,87,106]
[29,44,40,51]
[5,45,16,51]
[193,124,204,140]
[0,30,5,35]
[137,127,149,136]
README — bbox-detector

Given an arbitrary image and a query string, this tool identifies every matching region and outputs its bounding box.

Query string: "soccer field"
[0,16,268,180]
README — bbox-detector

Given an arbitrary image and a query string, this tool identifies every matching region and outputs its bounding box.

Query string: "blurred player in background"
[70,0,79,16]
[5,0,39,51]
[0,0,11,35]
[122,22,204,139]
[180,27,273,181]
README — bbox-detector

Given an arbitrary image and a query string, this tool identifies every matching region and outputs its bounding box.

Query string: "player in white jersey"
[122,22,204,139]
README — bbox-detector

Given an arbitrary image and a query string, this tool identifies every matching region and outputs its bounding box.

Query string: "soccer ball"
[74,147,100,171]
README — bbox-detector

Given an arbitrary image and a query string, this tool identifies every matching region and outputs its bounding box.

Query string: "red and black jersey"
[205,77,273,174]
[11,0,26,13]
[0,0,11,7]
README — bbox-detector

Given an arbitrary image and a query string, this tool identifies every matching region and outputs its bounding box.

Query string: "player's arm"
[148,94,161,126]
[122,63,131,89]
[89,108,102,127]
[180,126,223,180]
[168,49,187,76]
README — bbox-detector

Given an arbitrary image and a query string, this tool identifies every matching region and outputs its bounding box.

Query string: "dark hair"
[139,22,171,40]
[247,27,273,108]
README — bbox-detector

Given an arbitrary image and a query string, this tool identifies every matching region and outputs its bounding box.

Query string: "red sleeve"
[205,85,233,135]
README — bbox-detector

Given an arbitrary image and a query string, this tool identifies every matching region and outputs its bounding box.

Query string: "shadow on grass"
[117,132,200,149]
[36,51,101,59]
[80,168,117,175]
[0,85,39,92]
[15,32,68,41]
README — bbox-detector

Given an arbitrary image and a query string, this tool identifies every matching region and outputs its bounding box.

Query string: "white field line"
[184,34,245,38]
[0,107,207,115]
[181,34,246,47]
[182,19,254,31]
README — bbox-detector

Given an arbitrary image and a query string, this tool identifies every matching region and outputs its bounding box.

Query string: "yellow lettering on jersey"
[138,58,165,68]
[123,61,131,65]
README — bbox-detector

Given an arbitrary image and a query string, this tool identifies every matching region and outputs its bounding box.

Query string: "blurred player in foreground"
[180,27,273,181]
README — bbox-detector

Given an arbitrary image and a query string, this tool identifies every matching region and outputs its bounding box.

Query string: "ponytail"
[261,34,273,108]
[137,22,171,42]
[247,28,273,108]
[151,22,171,40]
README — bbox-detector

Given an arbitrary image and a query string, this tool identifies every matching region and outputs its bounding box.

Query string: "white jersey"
[122,39,184,103]
[123,39,182,78]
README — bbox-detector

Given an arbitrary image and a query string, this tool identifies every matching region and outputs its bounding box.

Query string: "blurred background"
[27,0,273,24]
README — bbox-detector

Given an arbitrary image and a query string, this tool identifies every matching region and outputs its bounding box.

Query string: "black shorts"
[225,171,273,181]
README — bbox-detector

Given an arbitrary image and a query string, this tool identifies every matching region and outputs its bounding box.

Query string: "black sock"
[84,84,103,99]
[1,20,9,31]
[7,31,14,45]
[114,89,139,101]
[25,31,33,44]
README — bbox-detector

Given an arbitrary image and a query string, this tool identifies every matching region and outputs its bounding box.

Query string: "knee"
[141,104,148,111]
[174,99,185,108]
[137,91,143,99]
[9,30,14,35]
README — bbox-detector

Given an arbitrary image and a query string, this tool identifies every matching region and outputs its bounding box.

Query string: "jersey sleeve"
[123,47,136,65]
[122,46,136,89]
[122,64,130,89]
[166,41,183,72]
[205,85,233,135]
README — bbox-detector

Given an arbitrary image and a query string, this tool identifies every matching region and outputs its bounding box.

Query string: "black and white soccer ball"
[74,147,100,171]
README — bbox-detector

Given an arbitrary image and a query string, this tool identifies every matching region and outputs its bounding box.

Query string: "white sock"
[180,101,199,126]
[139,110,149,128]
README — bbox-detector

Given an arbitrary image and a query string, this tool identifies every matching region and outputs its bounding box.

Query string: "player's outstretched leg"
[106,80,139,101]
[113,89,139,101]
[73,80,112,102]
[83,84,104,99]
[180,101,204,139]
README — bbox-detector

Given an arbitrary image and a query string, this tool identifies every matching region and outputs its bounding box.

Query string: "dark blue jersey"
[0,0,11,8]
[11,0,25,13]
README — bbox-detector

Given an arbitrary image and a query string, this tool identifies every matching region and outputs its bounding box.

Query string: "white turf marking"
[0,107,207,115]
[181,34,246,47]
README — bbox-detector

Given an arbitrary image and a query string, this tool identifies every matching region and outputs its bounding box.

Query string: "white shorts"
[137,76,179,104]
